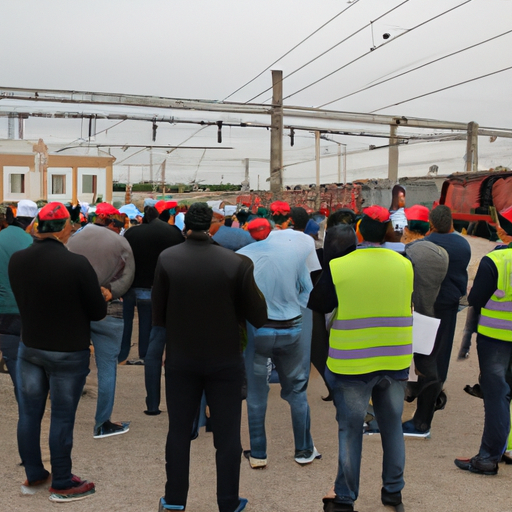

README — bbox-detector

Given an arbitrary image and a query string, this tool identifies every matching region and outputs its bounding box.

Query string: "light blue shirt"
[237,230,320,321]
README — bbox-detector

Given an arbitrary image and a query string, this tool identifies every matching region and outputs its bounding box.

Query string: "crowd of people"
[0,192,512,512]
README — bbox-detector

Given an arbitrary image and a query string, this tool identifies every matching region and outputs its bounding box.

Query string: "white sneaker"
[294,447,322,465]
[243,450,267,469]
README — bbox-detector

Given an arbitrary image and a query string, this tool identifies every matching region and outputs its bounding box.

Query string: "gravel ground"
[1,235,508,512]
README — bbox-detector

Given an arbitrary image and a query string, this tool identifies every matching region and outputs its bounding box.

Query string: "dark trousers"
[164,353,244,512]
[413,304,459,431]
[477,335,512,462]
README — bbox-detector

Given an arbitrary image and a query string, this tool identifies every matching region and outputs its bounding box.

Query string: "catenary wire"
[279,0,472,103]
[370,64,512,113]
[319,28,512,108]
[246,0,410,104]
[221,0,361,102]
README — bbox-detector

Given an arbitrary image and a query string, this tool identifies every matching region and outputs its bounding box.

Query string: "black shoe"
[382,489,404,511]
[463,384,483,399]
[454,456,498,475]
[501,451,512,464]
[322,498,356,512]
[144,410,162,416]
[434,390,447,411]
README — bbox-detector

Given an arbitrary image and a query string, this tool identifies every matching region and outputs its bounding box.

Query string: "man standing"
[0,204,32,399]
[403,205,471,436]
[121,205,185,414]
[120,204,184,365]
[9,202,107,502]
[455,206,512,475]
[67,202,135,438]
[237,200,321,469]
[152,203,266,512]
[322,206,413,512]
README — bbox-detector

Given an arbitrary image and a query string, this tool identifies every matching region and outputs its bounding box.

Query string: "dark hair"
[389,185,406,211]
[143,206,159,223]
[359,215,388,243]
[407,220,430,235]
[327,208,356,229]
[429,205,452,234]
[236,208,251,225]
[271,212,290,226]
[324,224,357,263]
[159,209,171,223]
[290,207,309,231]
[37,218,68,233]
[185,202,213,231]
[224,217,233,227]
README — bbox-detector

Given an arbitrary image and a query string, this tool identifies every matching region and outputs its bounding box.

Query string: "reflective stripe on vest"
[327,248,413,375]
[477,249,512,342]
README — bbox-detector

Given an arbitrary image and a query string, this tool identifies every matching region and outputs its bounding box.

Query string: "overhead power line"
[246,0,410,104]
[319,28,512,108]
[370,64,512,113]
[280,0,472,102]
[221,0,361,102]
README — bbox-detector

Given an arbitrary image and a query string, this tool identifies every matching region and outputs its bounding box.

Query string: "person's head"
[390,185,406,211]
[359,205,390,243]
[184,202,213,232]
[498,206,512,238]
[270,200,291,228]
[143,205,159,223]
[429,205,453,234]
[36,202,72,244]
[224,217,233,227]
[304,219,320,240]
[0,204,16,229]
[247,218,272,241]
[290,206,309,231]
[93,203,125,233]
[235,205,251,226]
[402,204,430,242]
[326,208,357,229]
[323,224,358,264]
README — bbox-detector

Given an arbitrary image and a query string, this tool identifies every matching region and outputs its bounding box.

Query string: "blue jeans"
[326,369,406,506]
[0,333,20,400]
[476,335,512,463]
[119,288,152,362]
[91,315,123,428]
[17,342,90,489]
[144,326,167,412]
[245,319,313,459]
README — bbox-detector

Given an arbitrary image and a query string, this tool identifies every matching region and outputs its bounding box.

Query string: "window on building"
[10,174,25,193]
[52,175,66,195]
[82,174,97,194]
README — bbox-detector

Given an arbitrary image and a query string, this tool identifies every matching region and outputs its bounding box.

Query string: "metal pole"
[343,145,347,184]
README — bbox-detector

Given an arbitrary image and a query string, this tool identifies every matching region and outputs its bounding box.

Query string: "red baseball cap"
[95,203,120,216]
[270,201,291,215]
[363,205,390,223]
[247,218,272,241]
[404,204,430,223]
[38,202,70,221]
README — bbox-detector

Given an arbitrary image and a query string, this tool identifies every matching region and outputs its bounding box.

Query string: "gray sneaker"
[294,446,321,464]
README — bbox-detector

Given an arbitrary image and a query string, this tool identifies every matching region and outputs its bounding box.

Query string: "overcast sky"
[1,0,512,185]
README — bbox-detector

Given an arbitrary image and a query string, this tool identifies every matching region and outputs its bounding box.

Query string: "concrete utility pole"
[465,121,479,172]
[315,131,321,189]
[270,70,283,193]
[388,124,399,182]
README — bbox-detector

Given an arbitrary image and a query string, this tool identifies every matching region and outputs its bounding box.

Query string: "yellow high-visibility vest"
[477,249,512,342]
[327,248,413,375]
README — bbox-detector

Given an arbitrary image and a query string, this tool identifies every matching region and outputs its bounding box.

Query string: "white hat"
[17,200,38,217]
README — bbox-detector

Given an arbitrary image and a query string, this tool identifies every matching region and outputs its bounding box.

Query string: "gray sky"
[1,0,512,186]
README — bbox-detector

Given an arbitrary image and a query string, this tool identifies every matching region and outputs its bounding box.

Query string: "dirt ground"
[1,235,510,512]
